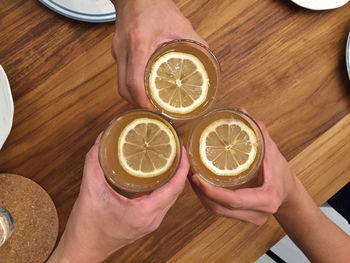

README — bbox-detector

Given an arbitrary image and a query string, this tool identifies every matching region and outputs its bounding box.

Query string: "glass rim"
[98,109,183,194]
[188,107,266,188]
[144,39,222,121]
[0,207,14,247]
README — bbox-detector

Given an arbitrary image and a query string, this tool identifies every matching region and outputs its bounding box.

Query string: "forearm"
[48,230,123,263]
[48,199,127,263]
[47,232,75,263]
[275,178,350,263]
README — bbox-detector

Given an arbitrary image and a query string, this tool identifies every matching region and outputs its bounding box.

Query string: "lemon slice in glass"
[118,118,176,178]
[149,52,209,114]
[199,119,257,176]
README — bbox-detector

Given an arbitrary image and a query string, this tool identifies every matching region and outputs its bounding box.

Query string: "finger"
[119,87,133,105]
[180,26,209,47]
[190,174,272,212]
[95,132,103,144]
[85,135,102,164]
[212,205,269,226]
[118,59,133,103]
[201,39,209,48]
[257,122,281,167]
[236,108,265,135]
[85,132,103,163]
[190,183,269,225]
[83,137,105,183]
[148,147,190,208]
[126,45,154,109]
[236,108,267,138]
[190,35,209,48]
[182,35,208,48]
[82,135,129,204]
[236,108,266,135]
[256,120,269,138]
[237,107,248,114]
[113,37,133,103]
[189,178,218,213]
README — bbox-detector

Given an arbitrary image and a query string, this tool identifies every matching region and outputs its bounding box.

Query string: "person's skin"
[48,0,350,261]
[190,109,350,263]
[47,119,350,263]
[48,136,190,263]
[111,0,207,108]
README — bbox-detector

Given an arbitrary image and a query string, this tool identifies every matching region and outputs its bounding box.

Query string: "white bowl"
[290,0,349,10]
[0,65,14,150]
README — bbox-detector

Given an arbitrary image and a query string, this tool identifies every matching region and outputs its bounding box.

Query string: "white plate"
[0,65,14,150]
[346,33,350,79]
[39,0,116,23]
[290,0,349,10]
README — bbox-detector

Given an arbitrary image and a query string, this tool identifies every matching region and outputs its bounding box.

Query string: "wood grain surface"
[0,0,349,262]
[166,113,350,263]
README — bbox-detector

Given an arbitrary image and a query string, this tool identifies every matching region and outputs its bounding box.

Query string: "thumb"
[126,47,154,109]
[83,133,105,186]
[148,147,189,208]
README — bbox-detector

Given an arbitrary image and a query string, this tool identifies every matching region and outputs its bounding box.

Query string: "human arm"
[275,179,350,263]
[189,110,350,262]
[48,136,190,263]
[110,0,207,107]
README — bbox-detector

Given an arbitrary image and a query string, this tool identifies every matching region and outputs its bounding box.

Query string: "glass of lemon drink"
[99,110,182,198]
[145,39,221,120]
[188,108,265,189]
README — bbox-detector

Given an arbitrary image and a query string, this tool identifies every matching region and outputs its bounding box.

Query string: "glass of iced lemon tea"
[188,108,265,189]
[99,110,182,198]
[145,39,221,120]
[0,207,14,247]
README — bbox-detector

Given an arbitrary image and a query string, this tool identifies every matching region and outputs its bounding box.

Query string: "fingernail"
[95,133,103,144]
[238,107,248,114]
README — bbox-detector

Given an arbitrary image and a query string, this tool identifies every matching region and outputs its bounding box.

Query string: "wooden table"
[1,0,350,262]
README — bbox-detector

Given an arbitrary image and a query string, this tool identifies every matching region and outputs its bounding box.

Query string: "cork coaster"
[0,174,58,263]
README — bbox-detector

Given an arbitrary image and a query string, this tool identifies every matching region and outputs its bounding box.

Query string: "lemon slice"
[149,52,209,114]
[118,118,176,177]
[199,119,257,176]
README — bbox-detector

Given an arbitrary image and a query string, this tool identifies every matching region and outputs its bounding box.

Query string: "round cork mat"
[0,174,58,263]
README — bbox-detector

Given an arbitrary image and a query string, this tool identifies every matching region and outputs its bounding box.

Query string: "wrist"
[47,232,73,263]
[275,177,312,218]
[65,202,126,262]
[49,199,128,263]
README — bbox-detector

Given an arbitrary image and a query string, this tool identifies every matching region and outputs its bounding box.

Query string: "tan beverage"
[145,39,221,120]
[188,108,265,188]
[99,110,182,197]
